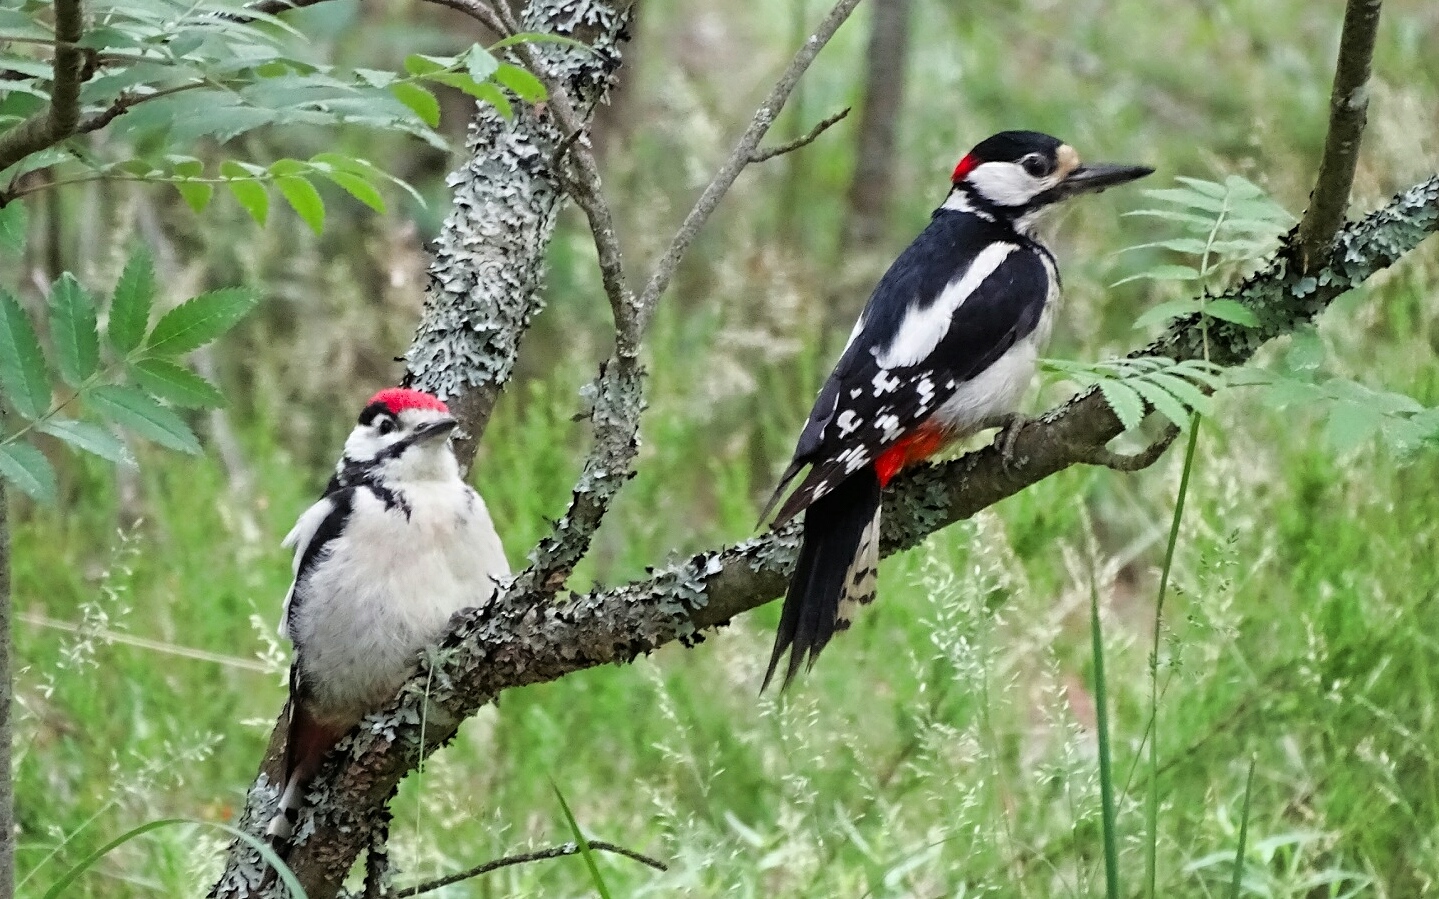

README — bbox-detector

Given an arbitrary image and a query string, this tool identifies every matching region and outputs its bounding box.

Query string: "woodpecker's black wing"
[765,211,1052,525]
[278,487,357,640]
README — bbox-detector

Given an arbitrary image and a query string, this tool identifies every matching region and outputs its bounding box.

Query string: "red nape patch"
[367,387,449,416]
[951,153,980,183]
[874,427,948,488]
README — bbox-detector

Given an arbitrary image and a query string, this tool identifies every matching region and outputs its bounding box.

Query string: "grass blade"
[551,780,613,899]
[41,818,305,899]
[1228,758,1257,899]
[1090,573,1121,899]
[1147,413,1202,898]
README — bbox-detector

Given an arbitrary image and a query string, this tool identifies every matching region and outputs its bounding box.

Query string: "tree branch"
[401,0,629,469]
[0,0,85,175]
[213,172,1438,899]
[396,840,666,897]
[750,106,851,164]
[1293,0,1383,273]
[634,0,864,337]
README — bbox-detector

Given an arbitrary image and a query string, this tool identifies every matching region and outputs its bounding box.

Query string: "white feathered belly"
[291,485,508,726]
[932,306,1053,438]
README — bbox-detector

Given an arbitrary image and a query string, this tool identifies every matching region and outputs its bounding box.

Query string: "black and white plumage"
[265,388,509,842]
[761,131,1152,689]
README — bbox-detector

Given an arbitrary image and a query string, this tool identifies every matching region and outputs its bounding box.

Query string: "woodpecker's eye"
[376,417,397,436]
[1020,154,1053,178]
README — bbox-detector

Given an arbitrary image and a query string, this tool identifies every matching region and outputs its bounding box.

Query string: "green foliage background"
[5,0,1439,895]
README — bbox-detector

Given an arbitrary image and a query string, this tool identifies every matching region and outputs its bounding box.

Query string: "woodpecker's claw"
[976,413,1033,472]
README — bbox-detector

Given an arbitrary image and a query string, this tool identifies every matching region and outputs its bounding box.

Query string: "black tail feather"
[762,469,882,691]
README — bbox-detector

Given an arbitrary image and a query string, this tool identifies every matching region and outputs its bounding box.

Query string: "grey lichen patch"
[404,0,629,456]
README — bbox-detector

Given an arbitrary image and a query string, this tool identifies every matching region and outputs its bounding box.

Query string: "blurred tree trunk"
[839,0,912,255]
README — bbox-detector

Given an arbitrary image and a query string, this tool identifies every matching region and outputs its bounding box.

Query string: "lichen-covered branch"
[1294,0,1383,273]
[401,0,628,469]
[0,0,85,176]
[211,174,1437,899]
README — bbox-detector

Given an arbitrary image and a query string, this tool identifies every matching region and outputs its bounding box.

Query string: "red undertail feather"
[874,427,947,488]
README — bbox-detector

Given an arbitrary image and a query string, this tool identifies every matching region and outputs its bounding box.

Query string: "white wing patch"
[278,496,337,639]
[876,242,1016,369]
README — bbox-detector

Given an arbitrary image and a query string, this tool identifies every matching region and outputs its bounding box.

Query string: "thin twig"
[750,106,851,164]
[1293,0,1383,273]
[1078,423,1181,472]
[421,0,511,36]
[396,840,667,897]
[634,0,864,335]
[0,0,85,174]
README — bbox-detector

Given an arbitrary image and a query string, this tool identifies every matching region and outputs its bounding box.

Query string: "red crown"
[367,387,450,415]
[951,153,980,183]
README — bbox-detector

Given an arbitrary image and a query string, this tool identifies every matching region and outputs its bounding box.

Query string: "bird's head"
[949,130,1153,223]
[340,387,460,484]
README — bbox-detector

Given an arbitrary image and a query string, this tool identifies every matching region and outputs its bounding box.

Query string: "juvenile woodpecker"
[761,131,1151,689]
[265,387,510,840]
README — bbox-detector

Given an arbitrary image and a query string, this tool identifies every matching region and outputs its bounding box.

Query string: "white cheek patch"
[876,242,1016,369]
[966,161,1045,207]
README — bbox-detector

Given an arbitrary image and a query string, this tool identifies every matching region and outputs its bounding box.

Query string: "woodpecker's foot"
[1080,423,1181,472]
[977,413,1034,471]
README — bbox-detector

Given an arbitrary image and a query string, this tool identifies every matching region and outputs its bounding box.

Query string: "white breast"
[290,484,509,726]
[932,272,1057,438]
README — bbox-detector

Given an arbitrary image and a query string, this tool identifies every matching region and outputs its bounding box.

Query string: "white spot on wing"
[871,370,902,394]
[877,242,1017,369]
[836,410,860,436]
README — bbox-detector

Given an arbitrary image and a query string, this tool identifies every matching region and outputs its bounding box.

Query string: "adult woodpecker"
[265,387,510,841]
[760,130,1151,689]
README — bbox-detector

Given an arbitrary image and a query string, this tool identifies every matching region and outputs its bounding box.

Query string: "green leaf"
[131,357,225,408]
[1113,265,1202,288]
[89,385,200,453]
[551,781,612,899]
[0,288,52,419]
[493,62,545,102]
[464,45,499,82]
[1202,299,1259,327]
[1172,176,1229,198]
[174,179,214,213]
[318,169,385,213]
[390,82,440,127]
[1097,379,1146,431]
[1145,371,1213,416]
[0,440,57,502]
[146,288,259,357]
[1285,327,1324,371]
[221,160,271,226]
[275,175,326,234]
[38,418,133,465]
[110,246,155,355]
[1141,187,1229,213]
[0,200,26,252]
[48,273,100,387]
[403,53,454,77]
[429,72,513,117]
[1132,298,1203,330]
[1130,378,1195,430]
[1325,402,1382,456]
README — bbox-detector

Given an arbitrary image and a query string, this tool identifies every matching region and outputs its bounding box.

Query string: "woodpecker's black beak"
[412,417,459,443]
[1059,162,1154,197]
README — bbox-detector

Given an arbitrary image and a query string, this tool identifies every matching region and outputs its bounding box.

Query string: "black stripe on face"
[357,402,393,427]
